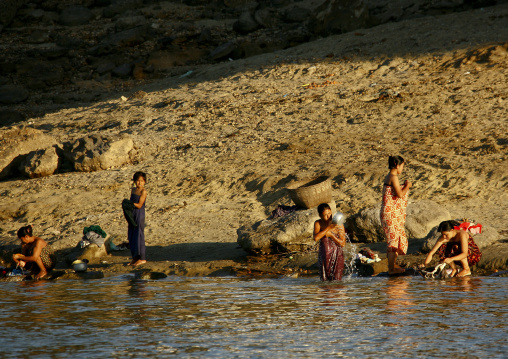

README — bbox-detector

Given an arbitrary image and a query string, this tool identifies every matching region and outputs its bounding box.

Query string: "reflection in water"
[0,276,507,358]
[385,277,413,314]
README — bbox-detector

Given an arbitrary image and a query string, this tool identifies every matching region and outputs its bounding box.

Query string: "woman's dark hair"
[133,171,147,182]
[388,156,405,169]
[17,225,33,238]
[437,220,461,232]
[317,203,331,215]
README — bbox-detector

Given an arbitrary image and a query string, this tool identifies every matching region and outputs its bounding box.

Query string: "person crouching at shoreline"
[12,225,57,280]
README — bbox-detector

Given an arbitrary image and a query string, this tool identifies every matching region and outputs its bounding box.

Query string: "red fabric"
[437,235,482,266]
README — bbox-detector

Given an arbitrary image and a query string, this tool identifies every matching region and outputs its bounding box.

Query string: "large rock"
[209,42,236,61]
[0,0,29,33]
[309,0,369,35]
[0,85,29,104]
[237,202,336,254]
[0,127,57,180]
[63,134,134,172]
[59,6,93,26]
[364,0,492,27]
[405,200,452,239]
[477,242,508,272]
[346,200,451,243]
[0,109,26,127]
[233,12,260,34]
[18,146,60,178]
[66,242,109,266]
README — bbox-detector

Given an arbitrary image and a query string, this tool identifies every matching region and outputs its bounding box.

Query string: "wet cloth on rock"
[83,231,105,247]
[380,184,409,255]
[437,234,482,267]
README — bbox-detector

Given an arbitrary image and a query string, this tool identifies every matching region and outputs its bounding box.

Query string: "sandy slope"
[0,4,507,275]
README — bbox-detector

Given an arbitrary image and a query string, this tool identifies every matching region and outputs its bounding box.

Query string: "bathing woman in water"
[314,203,346,281]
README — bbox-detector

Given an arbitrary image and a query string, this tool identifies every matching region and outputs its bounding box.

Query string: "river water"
[1,274,507,358]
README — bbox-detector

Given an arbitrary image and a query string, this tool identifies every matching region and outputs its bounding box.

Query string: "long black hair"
[437,220,461,232]
[388,156,405,169]
[17,225,33,238]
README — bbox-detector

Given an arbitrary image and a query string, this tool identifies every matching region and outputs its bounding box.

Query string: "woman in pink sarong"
[314,203,346,281]
[380,156,412,275]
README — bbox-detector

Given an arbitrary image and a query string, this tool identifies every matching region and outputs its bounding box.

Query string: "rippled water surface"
[1,275,507,358]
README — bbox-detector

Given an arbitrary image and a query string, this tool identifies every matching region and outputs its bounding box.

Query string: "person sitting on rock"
[421,220,482,277]
[12,225,57,280]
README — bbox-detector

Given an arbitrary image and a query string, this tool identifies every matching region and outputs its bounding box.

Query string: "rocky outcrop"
[364,0,501,27]
[308,0,368,36]
[346,200,451,243]
[0,129,136,180]
[0,0,28,33]
[237,201,336,254]
[0,127,58,180]
[238,208,317,254]
[0,0,504,107]
[0,85,29,104]
[63,134,134,172]
[18,146,60,178]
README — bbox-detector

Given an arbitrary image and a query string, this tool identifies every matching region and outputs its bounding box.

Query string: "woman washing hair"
[12,225,56,279]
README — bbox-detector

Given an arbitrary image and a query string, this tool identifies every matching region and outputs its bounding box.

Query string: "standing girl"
[128,171,147,266]
[380,156,412,275]
[314,203,346,281]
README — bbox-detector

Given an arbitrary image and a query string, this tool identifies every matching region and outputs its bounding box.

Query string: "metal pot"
[72,260,88,272]
[331,212,345,225]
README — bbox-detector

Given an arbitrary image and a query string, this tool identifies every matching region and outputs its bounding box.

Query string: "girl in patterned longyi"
[380,156,412,275]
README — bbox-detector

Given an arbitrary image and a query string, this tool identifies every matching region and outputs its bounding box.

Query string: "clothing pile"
[418,263,453,279]
[270,205,301,219]
[356,248,381,264]
[454,220,482,234]
[80,225,107,248]
[0,266,30,278]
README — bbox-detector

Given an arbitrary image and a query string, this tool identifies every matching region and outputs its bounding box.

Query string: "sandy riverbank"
[1,4,507,279]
